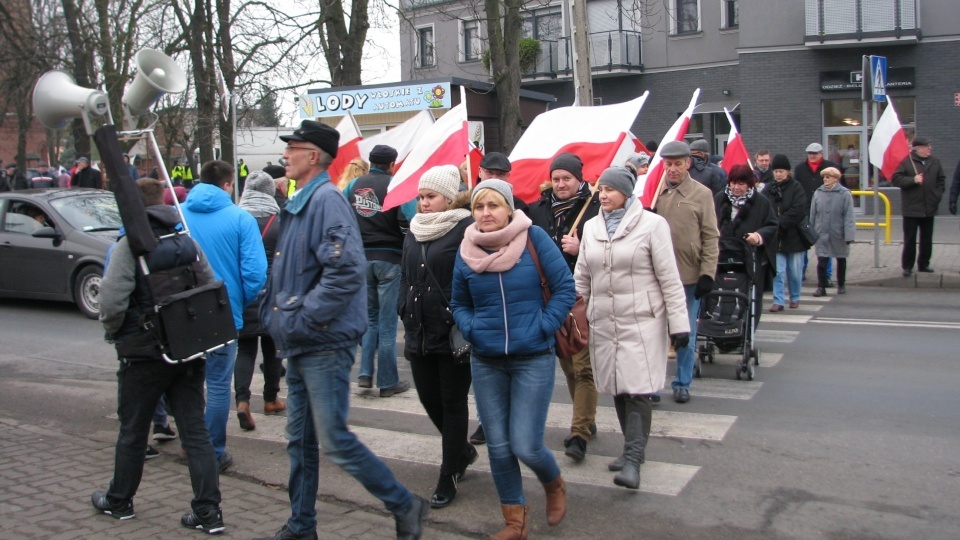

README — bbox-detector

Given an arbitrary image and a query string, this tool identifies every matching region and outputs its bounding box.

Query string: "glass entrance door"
[824,130,865,210]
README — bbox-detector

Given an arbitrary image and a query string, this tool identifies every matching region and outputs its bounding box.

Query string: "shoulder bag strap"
[261,214,278,239]
[525,237,551,305]
[420,243,451,308]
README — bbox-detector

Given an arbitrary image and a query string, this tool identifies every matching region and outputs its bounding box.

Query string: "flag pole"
[460,85,473,189]
[347,110,362,141]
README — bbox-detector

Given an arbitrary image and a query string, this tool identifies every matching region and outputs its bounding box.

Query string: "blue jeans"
[774,252,804,305]
[205,340,237,460]
[284,346,412,535]
[153,395,169,428]
[672,285,700,391]
[359,260,401,388]
[471,351,561,505]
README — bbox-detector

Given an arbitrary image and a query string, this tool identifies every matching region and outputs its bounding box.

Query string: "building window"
[522,7,562,41]
[461,19,481,62]
[674,0,699,34]
[722,0,738,29]
[417,26,435,67]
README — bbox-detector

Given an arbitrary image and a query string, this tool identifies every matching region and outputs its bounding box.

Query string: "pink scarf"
[460,210,532,273]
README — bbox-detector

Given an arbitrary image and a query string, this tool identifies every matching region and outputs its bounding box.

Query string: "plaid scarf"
[549,181,591,237]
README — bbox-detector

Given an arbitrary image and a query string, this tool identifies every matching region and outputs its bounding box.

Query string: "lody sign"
[299,82,452,118]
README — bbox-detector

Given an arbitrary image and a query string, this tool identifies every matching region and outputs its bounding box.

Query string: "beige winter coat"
[574,201,690,396]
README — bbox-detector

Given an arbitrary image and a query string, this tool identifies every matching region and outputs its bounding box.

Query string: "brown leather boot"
[490,504,528,540]
[236,401,255,431]
[264,399,286,415]
[542,475,566,526]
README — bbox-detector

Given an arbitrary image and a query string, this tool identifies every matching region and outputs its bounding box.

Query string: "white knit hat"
[418,165,461,202]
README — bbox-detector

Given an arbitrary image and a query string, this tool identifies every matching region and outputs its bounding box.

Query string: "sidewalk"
[0,417,468,539]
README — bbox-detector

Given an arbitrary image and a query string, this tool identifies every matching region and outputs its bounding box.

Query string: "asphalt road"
[0,287,958,539]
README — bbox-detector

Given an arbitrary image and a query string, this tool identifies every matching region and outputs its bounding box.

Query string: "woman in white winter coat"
[810,167,856,296]
[574,167,689,490]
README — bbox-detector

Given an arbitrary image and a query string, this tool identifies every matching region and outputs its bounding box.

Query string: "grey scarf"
[239,189,280,218]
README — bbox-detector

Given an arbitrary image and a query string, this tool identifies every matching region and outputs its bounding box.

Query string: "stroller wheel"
[752,346,760,366]
[747,362,756,381]
[694,361,702,378]
[735,365,742,380]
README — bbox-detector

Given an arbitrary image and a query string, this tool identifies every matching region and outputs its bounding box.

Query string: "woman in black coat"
[714,164,779,327]
[399,165,477,509]
[764,154,808,312]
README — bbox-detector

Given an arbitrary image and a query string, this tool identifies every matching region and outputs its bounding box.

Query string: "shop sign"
[820,67,914,92]
[299,82,452,118]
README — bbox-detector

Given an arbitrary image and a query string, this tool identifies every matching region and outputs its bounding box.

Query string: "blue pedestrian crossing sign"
[870,56,887,102]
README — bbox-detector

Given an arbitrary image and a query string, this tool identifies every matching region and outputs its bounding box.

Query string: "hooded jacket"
[182,182,267,329]
[689,155,727,196]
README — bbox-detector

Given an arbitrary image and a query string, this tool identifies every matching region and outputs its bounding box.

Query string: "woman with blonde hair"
[337,158,369,191]
[451,179,575,539]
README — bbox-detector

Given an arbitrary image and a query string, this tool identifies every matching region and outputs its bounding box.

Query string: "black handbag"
[797,216,820,249]
[421,244,470,364]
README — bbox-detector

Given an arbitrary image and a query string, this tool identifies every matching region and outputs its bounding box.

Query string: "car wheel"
[74,266,102,319]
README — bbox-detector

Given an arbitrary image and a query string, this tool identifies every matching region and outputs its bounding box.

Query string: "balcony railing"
[805,0,919,45]
[521,30,643,81]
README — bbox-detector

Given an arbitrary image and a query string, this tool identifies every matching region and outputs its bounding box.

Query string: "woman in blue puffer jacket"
[450,179,575,539]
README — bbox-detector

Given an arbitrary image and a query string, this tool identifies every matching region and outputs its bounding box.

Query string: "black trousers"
[902,216,935,271]
[818,257,847,288]
[107,358,220,512]
[235,334,282,404]
[409,354,473,475]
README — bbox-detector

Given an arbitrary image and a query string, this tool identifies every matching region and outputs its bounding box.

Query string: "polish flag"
[383,103,469,210]
[358,110,435,170]
[466,145,484,188]
[720,107,750,174]
[327,112,362,183]
[868,100,911,181]
[609,131,650,168]
[508,93,649,203]
[636,88,700,208]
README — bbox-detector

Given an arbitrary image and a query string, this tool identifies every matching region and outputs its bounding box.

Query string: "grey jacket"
[809,184,856,258]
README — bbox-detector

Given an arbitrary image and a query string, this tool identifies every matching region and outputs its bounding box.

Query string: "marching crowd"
[82,119,949,540]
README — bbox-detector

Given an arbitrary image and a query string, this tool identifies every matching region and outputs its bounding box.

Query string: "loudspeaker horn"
[32,71,109,130]
[123,49,188,117]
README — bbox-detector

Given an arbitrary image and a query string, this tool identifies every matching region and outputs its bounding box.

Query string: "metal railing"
[557,30,643,73]
[851,190,892,244]
[805,0,918,42]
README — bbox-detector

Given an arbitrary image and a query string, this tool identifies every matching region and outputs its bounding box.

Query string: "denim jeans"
[671,285,700,391]
[153,395,169,428]
[107,358,220,513]
[773,251,804,305]
[359,260,401,388]
[284,346,412,535]
[471,351,561,505]
[205,340,237,460]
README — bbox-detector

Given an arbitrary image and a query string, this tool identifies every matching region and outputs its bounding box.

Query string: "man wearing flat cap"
[891,136,945,276]
[259,121,428,540]
[478,151,529,212]
[345,144,412,397]
[688,140,726,196]
[653,141,719,405]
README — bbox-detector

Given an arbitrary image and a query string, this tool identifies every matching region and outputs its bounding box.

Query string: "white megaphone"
[32,71,109,134]
[123,49,188,118]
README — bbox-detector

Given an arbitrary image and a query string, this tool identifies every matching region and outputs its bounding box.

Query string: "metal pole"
[231,92,239,204]
[871,101,880,267]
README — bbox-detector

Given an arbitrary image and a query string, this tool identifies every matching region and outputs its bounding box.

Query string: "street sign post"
[870,56,887,103]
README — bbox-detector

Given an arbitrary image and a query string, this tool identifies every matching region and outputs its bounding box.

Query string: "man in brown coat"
[891,136,945,276]
[654,141,720,404]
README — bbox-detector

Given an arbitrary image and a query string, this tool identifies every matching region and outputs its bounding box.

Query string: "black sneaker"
[145,445,160,460]
[218,450,233,473]
[253,524,319,540]
[357,375,372,388]
[395,495,428,540]
[91,490,135,520]
[153,424,176,441]
[564,435,587,462]
[649,393,661,404]
[181,507,225,534]
[379,380,410,397]
[674,388,690,404]
[919,267,935,273]
[469,424,486,445]
[588,422,598,438]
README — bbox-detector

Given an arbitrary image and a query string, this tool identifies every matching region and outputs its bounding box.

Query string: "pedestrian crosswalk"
[219,287,830,498]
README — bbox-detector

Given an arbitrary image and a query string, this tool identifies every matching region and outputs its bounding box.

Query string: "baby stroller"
[695,238,760,381]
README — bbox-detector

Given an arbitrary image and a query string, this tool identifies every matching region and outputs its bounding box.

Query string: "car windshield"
[50,194,122,231]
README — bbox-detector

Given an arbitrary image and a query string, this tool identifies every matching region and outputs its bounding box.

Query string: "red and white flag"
[636,88,700,208]
[327,112,362,182]
[383,103,469,210]
[720,107,750,174]
[508,93,649,203]
[358,110,435,170]
[868,99,911,181]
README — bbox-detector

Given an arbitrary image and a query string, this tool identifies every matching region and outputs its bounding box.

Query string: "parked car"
[0,188,121,318]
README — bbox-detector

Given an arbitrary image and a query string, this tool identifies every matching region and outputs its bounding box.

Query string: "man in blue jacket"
[182,160,267,472]
[257,121,427,540]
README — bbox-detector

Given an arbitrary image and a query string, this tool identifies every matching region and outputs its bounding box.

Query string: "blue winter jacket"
[260,171,368,358]
[182,182,267,329]
[451,225,576,358]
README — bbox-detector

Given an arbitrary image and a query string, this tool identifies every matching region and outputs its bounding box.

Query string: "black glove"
[950,202,957,215]
[694,275,715,300]
[670,332,690,350]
